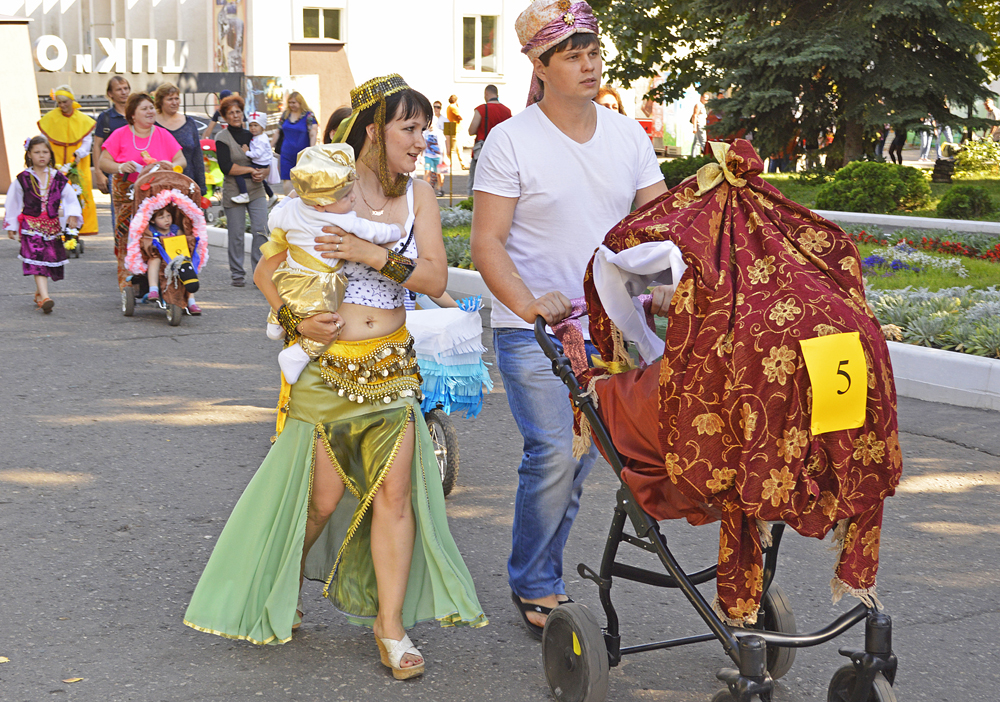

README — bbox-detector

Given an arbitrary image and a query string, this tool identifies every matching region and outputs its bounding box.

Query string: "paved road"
[1,205,997,702]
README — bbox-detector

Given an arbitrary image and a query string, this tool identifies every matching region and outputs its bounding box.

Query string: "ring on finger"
[335,243,340,251]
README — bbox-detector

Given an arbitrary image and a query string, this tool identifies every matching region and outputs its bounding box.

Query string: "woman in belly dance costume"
[184,74,486,680]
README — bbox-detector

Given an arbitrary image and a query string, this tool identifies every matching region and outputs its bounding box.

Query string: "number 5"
[836,360,851,395]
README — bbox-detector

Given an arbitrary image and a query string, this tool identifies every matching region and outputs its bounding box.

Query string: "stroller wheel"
[166,304,183,326]
[543,603,609,702]
[425,409,459,496]
[122,287,135,317]
[828,665,896,702]
[754,583,797,679]
[77,238,84,255]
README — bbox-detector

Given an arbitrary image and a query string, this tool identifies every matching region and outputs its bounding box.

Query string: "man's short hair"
[538,33,599,67]
[105,75,129,97]
[485,85,499,98]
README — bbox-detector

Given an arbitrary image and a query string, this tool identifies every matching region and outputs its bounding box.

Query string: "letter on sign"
[96,37,126,73]
[132,39,157,74]
[35,35,68,72]
[163,40,187,73]
[799,331,868,435]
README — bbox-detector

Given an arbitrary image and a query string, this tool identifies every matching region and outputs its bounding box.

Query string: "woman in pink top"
[98,92,185,289]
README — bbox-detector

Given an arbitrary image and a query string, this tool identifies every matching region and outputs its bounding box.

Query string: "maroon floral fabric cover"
[579,139,902,624]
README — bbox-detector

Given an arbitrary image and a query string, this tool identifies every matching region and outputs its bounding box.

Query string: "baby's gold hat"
[290,144,357,206]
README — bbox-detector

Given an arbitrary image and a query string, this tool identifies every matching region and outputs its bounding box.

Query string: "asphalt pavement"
[1,203,997,702]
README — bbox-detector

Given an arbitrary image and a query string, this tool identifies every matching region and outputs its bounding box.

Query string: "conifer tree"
[595,0,995,163]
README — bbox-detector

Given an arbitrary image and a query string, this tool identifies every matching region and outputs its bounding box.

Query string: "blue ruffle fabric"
[407,303,492,418]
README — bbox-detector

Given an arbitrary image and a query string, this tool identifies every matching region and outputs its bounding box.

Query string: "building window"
[462,15,498,73]
[303,8,341,40]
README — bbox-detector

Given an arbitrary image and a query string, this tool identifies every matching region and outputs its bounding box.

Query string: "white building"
[2,0,534,128]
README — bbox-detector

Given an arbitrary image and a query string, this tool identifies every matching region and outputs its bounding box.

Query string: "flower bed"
[842,223,1000,263]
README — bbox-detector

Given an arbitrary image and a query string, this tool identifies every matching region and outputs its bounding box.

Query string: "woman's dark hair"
[323,106,353,144]
[218,94,246,123]
[125,93,154,125]
[344,89,433,160]
[24,135,53,168]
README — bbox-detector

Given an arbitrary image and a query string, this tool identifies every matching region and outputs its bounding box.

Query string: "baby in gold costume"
[264,143,403,384]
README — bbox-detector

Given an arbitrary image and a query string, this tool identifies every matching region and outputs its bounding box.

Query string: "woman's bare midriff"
[336,302,406,341]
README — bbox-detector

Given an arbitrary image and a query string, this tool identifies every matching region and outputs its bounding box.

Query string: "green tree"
[953,0,1000,79]
[595,0,995,163]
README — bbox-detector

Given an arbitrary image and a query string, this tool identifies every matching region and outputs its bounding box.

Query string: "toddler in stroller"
[536,140,902,702]
[124,164,208,323]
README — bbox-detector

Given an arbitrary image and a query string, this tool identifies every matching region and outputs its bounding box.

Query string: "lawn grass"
[856,242,1000,291]
[760,174,1000,220]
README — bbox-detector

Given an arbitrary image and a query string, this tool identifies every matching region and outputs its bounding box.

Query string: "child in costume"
[265,143,403,384]
[232,112,274,203]
[141,206,177,301]
[4,135,83,313]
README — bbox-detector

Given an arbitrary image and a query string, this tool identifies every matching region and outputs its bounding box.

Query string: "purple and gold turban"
[515,0,599,106]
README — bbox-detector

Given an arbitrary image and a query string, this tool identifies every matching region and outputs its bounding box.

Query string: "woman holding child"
[184,75,486,679]
[214,94,270,287]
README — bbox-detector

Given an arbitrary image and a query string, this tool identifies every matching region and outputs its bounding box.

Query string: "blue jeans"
[919,129,934,160]
[494,328,599,599]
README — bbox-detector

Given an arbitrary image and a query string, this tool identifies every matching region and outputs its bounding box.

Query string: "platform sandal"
[374,633,425,680]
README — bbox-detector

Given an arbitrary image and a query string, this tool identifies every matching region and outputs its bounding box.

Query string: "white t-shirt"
[246,134,272,165]
[473,102,663,330]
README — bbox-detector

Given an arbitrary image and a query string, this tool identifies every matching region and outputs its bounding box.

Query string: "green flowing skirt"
[183,361,487,645]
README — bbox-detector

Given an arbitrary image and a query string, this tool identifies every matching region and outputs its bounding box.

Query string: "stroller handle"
[533,316,563,362]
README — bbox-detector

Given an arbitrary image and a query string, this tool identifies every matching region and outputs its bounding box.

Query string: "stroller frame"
[533,318,898,702]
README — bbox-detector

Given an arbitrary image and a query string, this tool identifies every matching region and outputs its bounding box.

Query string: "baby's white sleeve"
[343,216,402,245]
[247,136,272,163]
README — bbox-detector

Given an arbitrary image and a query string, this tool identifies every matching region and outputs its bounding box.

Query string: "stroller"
[200,139,225,225]
[122,164,208,326]
[532,139,900,702]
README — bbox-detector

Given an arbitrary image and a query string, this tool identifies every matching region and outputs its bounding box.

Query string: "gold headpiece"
[290,144,357,206]
[331,74,413,199]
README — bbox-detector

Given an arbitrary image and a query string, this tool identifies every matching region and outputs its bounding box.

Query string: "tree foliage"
[595,0,996,162]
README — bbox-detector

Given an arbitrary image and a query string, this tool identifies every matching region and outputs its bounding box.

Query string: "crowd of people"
[3,0,709,684]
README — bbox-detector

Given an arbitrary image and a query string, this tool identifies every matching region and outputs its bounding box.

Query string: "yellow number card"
[161,234,191,261]
[799,332,867,435]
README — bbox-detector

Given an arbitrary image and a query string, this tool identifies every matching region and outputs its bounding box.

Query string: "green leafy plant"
[936,184,997,219]
[953,138,1000,178]
[661,155,715,189]
[967,318,1000,358]
[456,196,474,211]
[816,162,930,214]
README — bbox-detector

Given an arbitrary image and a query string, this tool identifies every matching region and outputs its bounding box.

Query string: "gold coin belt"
[319,338,423,405]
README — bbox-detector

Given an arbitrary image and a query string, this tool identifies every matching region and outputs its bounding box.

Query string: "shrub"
[936,184,997,220]
[895,166,932,211]
[953,138,1000,178]
[815,161,930,213]
[791,168,835,185]
[456,196,474,211]
[661,155,715,189]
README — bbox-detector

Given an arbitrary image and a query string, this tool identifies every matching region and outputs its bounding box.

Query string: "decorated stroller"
[122,164,208,326]
[407,296,493,495]
[534,141,901,702]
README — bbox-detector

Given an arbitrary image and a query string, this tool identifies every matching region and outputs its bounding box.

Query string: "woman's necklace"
[133,125,154,163]
[357,180,390,217]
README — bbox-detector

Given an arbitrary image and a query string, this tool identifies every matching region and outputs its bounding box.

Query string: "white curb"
[888,341,1000,412]
[816,209,1000,235]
